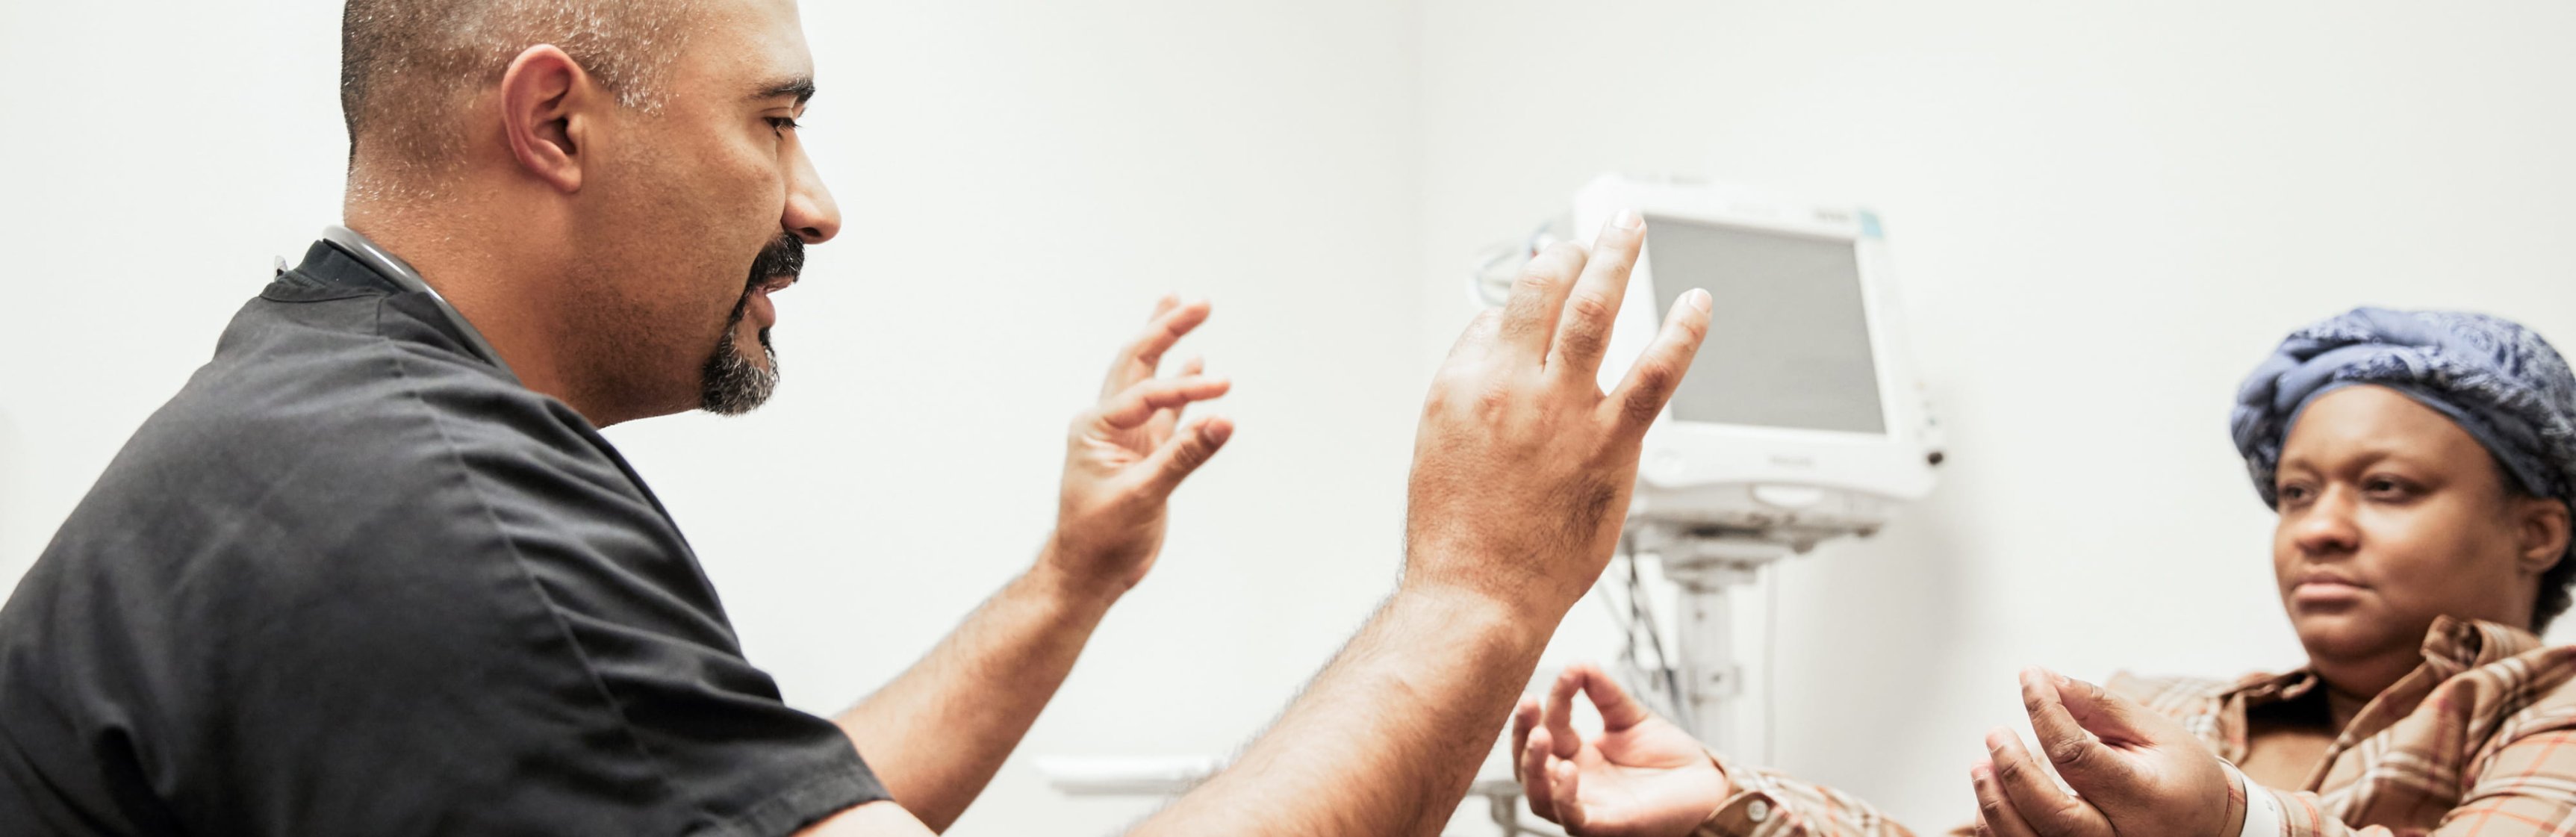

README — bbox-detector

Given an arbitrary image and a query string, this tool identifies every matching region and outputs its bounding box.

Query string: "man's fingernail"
[1613,208,1643,231]
[1687,288,1712,313]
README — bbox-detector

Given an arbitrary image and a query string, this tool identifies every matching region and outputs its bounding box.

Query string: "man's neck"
[342,205,609,424]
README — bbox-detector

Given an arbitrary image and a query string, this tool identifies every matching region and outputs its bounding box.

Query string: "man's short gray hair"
[340,0,698,196]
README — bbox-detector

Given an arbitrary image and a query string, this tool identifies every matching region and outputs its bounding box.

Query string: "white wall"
[10,1,2576,836]
[1419,0,2576,829]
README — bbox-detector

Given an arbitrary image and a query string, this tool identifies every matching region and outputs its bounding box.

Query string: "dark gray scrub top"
[0,238,888,836]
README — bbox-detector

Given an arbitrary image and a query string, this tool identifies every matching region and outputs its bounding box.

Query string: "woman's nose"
[2292,488,2362,556]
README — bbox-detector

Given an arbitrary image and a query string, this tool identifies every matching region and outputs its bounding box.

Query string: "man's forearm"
[833,551,1119,833]
[1134,582,1557,837]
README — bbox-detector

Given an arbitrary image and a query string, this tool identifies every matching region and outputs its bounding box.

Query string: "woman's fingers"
[1522,726,1559,821]
[1985,729,2109,837]
[1561,661,1652,732]
[1511,697,1540,782]
[2018,668,2149,800]
[1545,667,1585,759]
[1552,759,1590,834]
[1973,760,2046,837]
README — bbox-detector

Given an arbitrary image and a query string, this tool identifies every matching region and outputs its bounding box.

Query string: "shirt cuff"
[2220,761,2291,837]
[2247,785,2297,837]
[1698,790,1790,837]
[1696,750,1788,837]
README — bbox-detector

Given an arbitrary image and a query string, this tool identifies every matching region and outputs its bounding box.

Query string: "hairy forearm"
[834,553,1118,833]
[1133,582,1558,837]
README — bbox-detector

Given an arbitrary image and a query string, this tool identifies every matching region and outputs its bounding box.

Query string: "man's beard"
[699,234,803,415]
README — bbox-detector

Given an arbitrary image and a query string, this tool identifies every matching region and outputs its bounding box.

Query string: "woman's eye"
[2278,484,2311,502]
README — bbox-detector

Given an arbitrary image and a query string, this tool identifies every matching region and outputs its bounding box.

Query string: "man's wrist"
[1026,540,1130,615]
[1397,530,1600,617]
[1388,573,1561,651]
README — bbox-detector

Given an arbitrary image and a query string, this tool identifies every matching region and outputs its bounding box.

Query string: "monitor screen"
[1645,215,1885,434]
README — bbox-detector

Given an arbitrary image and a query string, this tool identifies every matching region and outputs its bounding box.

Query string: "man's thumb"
[1142,417,1232,494]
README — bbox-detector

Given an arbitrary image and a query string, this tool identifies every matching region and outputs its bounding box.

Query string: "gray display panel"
[1646,216,1885,434]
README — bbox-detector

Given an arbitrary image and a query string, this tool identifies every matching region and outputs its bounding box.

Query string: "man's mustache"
[747,233,805,290]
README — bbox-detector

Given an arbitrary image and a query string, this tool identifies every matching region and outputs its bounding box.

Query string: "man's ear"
[2516,497,2572,576]
[499,44,594,193]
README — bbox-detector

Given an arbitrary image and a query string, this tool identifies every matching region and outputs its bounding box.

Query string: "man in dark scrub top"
[0,0,1715,834]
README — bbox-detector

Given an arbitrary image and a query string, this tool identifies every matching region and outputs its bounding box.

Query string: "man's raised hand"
[1043,296,1233,599]
[1404,210,1711,619]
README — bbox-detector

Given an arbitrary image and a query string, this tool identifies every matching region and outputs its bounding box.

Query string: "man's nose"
[783,148,840,245]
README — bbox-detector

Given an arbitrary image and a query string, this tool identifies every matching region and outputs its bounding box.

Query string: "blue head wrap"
[2231,307,2576,509]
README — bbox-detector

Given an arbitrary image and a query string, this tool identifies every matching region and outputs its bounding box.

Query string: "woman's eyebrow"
[2282,447,2416,476]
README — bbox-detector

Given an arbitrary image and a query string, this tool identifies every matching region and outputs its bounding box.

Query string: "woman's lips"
[2292,578,2369,609]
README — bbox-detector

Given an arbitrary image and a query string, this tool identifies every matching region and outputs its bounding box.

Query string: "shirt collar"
[2420,614,2542,670]
[319,225,517,379]
[2228,614,2542,703]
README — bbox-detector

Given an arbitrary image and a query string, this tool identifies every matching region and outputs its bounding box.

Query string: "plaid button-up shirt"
[1695,616,2576,837]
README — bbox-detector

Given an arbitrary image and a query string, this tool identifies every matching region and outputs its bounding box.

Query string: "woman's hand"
[1513,663,1730,837]
[1970,668,2240,837]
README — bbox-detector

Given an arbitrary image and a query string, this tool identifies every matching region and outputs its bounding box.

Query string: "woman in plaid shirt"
[1515,308,2576,837]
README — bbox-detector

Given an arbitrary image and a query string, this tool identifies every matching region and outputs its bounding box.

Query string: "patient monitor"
[1476,174,1944,753]
[1575,174,1941,544]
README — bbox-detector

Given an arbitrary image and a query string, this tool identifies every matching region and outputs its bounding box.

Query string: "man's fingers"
[1986,729,2100,837]
[1972,762,2047,837]
[1496,241,1590,364]
[1544,666,1584,760]
[1564,662,1652,732]
[1097,376,1231,431]
[1604,287,1712,432]
[1444,308,1505,368]
[1104,297,1212,396]
[1136,416,1233,495]
[1145,356,1207,438]
[1548,211,1646,382]
[2018,668,2135,791]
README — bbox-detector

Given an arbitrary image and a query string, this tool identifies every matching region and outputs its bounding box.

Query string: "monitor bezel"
[1574,174,1935,499]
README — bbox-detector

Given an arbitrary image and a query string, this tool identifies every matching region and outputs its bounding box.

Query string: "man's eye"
[766,116,801,133]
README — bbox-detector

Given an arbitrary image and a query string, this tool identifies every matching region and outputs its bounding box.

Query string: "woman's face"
[2273,385,2560,666]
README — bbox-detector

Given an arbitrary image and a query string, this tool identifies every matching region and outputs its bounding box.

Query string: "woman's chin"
[2293,612,2417,662]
